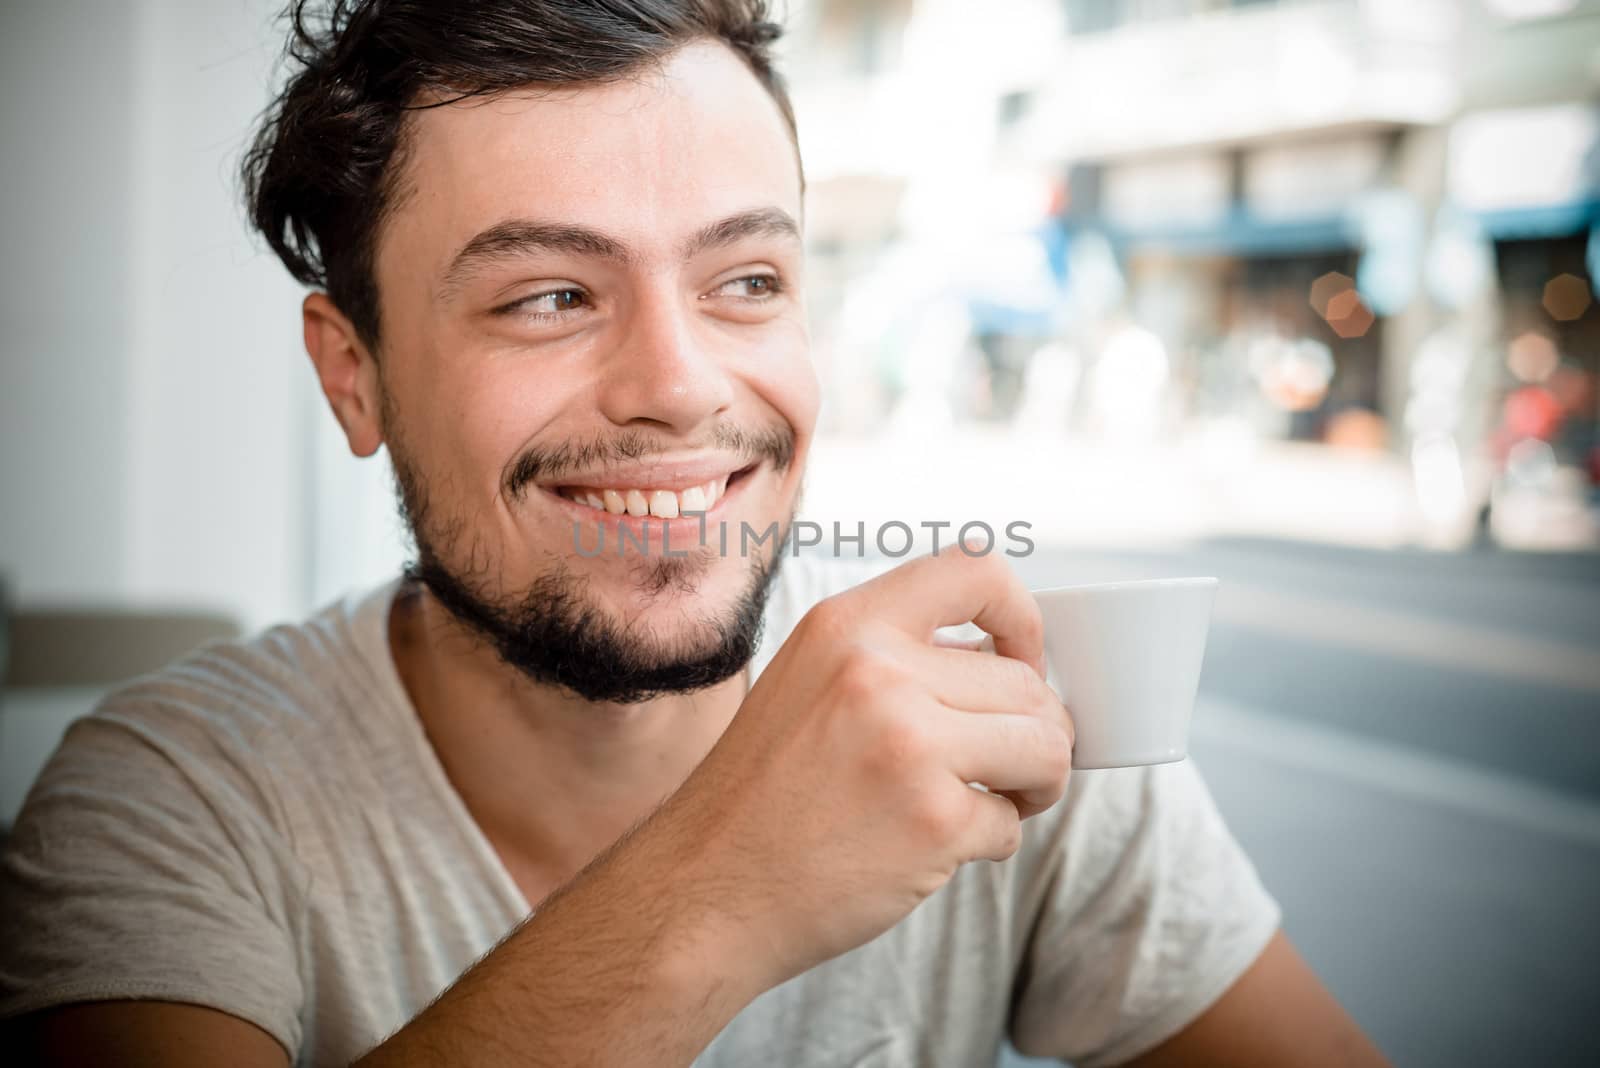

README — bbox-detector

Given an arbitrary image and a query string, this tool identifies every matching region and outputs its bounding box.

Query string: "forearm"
[354,805,760,1068]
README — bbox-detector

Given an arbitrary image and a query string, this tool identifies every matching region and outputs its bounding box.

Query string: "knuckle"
[802,596,853,641]
[999,654,1054,716]
[954,544,997,576]
[912,791,963,844]
[869,713,931,772]
[1019,717,1070,782]
[1011,655,1050,703]
[1037,681,1069,732]
[1027,618,1046,654]
[980,546,1018,583]
[1015,599,1045,648]
[995,811,1023,857]
[1043,725,1073,781]
[833,643,906,705]
[832,649,878,700]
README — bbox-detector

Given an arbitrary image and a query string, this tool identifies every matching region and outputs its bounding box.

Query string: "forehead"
[382,40,802,273]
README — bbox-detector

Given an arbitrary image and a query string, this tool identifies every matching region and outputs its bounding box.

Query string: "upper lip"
[538,456,756,492]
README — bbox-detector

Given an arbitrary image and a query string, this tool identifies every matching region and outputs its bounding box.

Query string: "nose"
[595,286,734,434]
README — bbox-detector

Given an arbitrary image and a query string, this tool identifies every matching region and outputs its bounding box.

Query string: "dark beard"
[406,544,783,704]
[388,435,789,705]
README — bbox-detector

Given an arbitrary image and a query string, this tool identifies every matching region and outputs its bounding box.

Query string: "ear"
[303,293,385,458]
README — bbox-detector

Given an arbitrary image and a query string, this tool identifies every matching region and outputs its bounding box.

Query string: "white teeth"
[648,490,679,519]
[561,476,733,517]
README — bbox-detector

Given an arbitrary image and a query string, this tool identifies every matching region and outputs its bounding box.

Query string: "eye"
[498,287,590,320]
[712,274,784,300]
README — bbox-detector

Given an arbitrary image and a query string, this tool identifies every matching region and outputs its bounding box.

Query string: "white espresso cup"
[984,577,1218,769]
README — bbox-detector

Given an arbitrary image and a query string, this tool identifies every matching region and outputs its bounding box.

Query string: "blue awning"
[1103,209,1356,258]
[1475,198,1600,241]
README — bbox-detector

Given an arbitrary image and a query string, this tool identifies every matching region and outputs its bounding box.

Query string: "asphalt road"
[1000,538,1600,1068]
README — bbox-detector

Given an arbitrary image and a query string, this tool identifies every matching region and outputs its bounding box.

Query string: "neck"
[388,581,749,896]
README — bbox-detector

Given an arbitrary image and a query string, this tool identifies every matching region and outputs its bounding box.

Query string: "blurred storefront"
[786,0,1600,548]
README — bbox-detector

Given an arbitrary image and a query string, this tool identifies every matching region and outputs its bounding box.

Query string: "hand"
[668,548,1075,990]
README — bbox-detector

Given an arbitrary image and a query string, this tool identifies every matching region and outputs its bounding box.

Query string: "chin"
[574,526,776,626]
[407,460,793,701]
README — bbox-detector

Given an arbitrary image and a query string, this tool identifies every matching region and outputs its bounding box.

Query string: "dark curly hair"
[241,0,796,349]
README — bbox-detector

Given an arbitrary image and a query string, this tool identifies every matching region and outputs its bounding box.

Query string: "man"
[0,2,1388,1065]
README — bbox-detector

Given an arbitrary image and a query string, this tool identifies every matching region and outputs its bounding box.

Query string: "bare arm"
[352,785,769,1067]
[1122,931,1391,1068]
[13,1001,289,1068]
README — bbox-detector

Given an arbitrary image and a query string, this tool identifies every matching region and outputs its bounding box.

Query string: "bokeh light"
[1325,288,1363,321]
[1411,431,1466,525]
[1308,271,1355,318]
[1541,273,1592,321]
[1252,335,1334,412]
[1328,295,1376,339]
[1507,330,1561,383]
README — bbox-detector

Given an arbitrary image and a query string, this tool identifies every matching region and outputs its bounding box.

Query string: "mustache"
[504,422,797,501]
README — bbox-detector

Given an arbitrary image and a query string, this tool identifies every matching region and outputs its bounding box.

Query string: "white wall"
[1,1,140,606]
[122,0,315,629]
[1,0,407,633]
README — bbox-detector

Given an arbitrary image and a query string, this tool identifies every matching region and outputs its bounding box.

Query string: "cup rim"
[1031,576,1219,597]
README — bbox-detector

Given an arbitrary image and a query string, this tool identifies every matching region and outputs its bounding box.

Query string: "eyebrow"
[681,206,800,260]
[438,206,802,302]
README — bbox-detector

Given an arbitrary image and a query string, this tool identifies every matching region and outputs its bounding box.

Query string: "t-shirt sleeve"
[1007,759,1281,1067]
[0,699,307,1057]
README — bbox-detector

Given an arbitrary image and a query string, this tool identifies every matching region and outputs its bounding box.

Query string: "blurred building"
[785,0,1600,545]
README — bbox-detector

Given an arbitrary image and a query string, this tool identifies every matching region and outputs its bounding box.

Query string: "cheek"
[470,374,563,459]
[415,357,580,523]
[743,319,819,450]
[783,356,822,435]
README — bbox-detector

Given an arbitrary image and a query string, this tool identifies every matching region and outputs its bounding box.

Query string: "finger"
[941,712,1072,819]
[902,643,1070,735]
[957,785,1024,863]
[853,550,1045,676]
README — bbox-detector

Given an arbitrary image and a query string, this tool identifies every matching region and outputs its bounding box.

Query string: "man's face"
[368,41,816,701]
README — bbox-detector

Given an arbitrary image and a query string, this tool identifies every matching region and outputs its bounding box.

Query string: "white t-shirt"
[0,556,1278,1067]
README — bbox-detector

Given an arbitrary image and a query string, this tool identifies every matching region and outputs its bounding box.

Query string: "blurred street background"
[784,0,1600,556]
[3,0,1599,1065]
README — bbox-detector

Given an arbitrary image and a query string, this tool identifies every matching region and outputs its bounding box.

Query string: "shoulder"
[18,579,406,832]
[111,579,396,733]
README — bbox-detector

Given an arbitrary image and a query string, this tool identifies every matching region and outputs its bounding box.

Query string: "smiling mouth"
[547,463,759,519]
